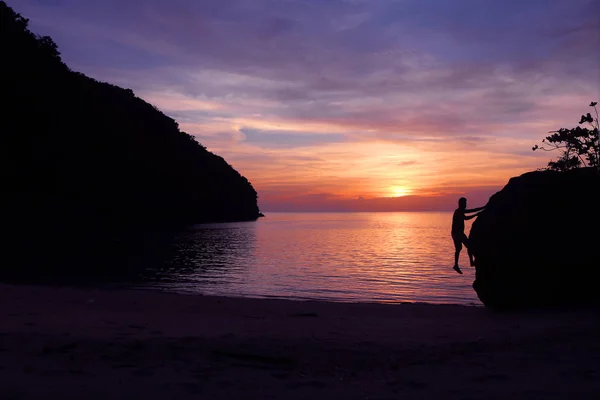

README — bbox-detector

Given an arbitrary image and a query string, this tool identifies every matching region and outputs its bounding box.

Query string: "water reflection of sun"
[388,186,412,197]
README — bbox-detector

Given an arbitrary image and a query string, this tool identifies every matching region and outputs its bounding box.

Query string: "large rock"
[469,167,600,309]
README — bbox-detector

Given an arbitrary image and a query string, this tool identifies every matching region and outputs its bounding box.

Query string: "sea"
[129,212,482,306]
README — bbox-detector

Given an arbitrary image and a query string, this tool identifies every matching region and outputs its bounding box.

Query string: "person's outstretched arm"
[465,205,486,213]
[465,211,483,220]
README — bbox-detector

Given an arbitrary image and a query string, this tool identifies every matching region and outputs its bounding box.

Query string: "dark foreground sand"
[1,284,599,399]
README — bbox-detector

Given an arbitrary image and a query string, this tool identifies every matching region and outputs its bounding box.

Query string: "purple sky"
[10,0,600,211]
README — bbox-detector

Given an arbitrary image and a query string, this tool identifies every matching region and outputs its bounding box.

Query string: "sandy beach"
[1,284,599,399]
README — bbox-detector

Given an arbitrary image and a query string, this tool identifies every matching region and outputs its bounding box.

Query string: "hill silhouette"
[0,1,262,277]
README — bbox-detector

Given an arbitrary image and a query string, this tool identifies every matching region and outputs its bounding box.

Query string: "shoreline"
[113,285,486,308]
[1,283,599,399]
[2,276,484,307]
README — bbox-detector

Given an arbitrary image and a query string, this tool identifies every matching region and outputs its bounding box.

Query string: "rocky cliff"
[0,1,261,275]
[469,167,600,309]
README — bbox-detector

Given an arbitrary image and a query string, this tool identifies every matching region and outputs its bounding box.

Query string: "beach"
[1,284,599,399]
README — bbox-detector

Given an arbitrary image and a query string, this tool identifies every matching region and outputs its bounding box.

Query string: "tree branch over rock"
[532,102,599,171]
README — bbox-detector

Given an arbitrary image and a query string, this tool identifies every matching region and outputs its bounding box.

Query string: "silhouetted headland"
[469,167,600,309]
[0,2,262,277]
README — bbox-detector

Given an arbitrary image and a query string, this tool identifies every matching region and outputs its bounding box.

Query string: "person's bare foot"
[453,265,463,274]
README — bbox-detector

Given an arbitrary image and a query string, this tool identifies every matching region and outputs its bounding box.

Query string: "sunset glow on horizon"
[12,0,599,211]
[387,187,412,198]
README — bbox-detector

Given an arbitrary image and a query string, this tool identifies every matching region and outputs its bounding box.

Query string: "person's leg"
[462,234,475,266]
[452,235,463,274]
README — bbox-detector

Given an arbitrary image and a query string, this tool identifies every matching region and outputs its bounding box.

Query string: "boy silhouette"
[452,197,485,274]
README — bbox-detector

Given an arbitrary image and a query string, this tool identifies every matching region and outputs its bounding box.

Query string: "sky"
[10,0,600,211]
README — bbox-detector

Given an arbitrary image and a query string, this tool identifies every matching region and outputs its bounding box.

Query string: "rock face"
[469,167,600,309]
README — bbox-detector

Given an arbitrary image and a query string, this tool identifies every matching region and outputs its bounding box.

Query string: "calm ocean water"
[132,212,481,306]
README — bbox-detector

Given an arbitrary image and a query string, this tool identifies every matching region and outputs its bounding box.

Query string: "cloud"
[240,128,347,149]
[397,161,420,167]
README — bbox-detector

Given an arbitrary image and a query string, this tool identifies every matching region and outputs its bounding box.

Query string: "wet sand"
[1,284,599,399]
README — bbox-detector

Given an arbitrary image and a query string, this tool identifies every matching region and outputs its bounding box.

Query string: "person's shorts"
[452,232,469,251]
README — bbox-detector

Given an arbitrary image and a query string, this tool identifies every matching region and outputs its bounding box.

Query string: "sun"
[388,186,412,197]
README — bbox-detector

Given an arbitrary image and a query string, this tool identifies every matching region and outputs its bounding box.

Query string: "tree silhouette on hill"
[532,102,599,171]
